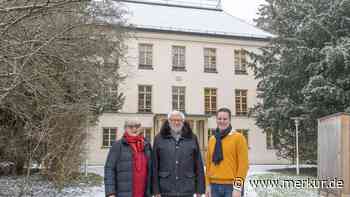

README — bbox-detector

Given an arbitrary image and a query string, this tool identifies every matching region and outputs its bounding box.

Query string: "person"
[152,110,205,197]
[104,120,152,197]
[205,108,249,197]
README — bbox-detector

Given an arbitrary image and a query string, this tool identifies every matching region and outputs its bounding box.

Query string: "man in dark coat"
[152,110,205,197]
[104,120,152,197]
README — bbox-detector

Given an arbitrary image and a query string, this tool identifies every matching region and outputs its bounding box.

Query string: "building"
[87,0,289,165]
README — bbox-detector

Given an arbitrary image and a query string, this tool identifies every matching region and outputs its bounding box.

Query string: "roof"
[121,0,274,40]
[318,112,350,122]
[124,0,222,10]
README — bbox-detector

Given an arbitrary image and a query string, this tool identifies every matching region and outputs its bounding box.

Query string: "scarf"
[124,132,148,197]
[212,124,232,165]
[124,132,145,171]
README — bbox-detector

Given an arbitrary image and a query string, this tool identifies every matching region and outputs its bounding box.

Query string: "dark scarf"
[212,124,232,165]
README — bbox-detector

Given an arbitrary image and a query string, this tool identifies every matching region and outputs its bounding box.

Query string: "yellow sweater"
[205,131,249,186]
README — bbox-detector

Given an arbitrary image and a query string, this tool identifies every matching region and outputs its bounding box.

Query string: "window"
[204,88,217,114]
[236,129,249,146]
[139,44,153,69]
[172,46,186,71]
[235,89,248,116]
[204,48,217,73]
[102,128,117,148]
[138,85,152,112]
[234,49,247,74]
[142,128,152,142]
[266,128,277,149]
[172,86,186,112]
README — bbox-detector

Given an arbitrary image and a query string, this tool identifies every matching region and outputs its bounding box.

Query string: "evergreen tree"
[251,0,350,163]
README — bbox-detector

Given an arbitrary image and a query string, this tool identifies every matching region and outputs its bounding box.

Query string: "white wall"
[119,31,263,115]
[88,31,290,165]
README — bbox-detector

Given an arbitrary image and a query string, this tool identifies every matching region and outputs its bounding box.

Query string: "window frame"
[204,48,217,73]
[235,89,248,116]
[204,88,217,114]
[172,45,186,71]
[138,43,153,69]
[138,85,152,113]
[234,49,248,75]
[102,127,117,148]
[172,86,186,112]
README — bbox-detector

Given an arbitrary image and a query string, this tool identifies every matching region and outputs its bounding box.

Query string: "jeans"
[210,184,245,197]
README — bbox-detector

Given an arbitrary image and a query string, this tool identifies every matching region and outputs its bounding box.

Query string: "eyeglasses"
[127,124,141,129]
[169,119,183,122]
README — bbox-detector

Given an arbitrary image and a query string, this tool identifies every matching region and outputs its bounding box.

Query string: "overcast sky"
[221,0,266,25]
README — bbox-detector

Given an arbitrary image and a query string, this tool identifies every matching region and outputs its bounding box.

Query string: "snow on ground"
[248,164,317,174]
[245,165,318,197]
[77,186,105,197]
[87,165,104,177]
[0,175,105,197]
[248,173,319,197]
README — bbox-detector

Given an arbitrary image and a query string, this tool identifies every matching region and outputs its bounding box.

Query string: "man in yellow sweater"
[205,108,249,197]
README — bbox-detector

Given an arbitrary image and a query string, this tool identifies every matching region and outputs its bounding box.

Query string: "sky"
[222,0,266,25]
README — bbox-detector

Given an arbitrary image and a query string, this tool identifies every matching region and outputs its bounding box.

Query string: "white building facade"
[87,0,289,165]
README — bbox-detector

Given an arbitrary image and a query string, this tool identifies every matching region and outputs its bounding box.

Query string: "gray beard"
[170,125,182,134]
[170,127,182,141]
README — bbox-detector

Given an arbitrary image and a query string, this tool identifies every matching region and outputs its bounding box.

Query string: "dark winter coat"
[104,137,152,197]
[152,121,205,196]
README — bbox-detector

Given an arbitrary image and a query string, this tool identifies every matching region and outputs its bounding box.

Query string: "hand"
[232,190,241,197]
[155,194,161,197]
[109,195,116,197]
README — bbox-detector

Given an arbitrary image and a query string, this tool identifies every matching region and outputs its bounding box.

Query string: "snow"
[0,161,15,167]
[120,1,274,39]
[0,175,104,197]
[87,165,104,177]
[248,164,317,175]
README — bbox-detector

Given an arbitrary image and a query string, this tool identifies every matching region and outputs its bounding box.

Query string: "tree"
[251,0,350,163]
[0,0,129,189]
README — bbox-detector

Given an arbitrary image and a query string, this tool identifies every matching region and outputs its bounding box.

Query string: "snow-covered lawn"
[0,173,105,197]
[247,173,318,197]
[243,165,317,197]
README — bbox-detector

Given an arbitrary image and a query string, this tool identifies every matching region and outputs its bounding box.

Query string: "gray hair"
[167,110,185,120]
[124,119,141,129]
